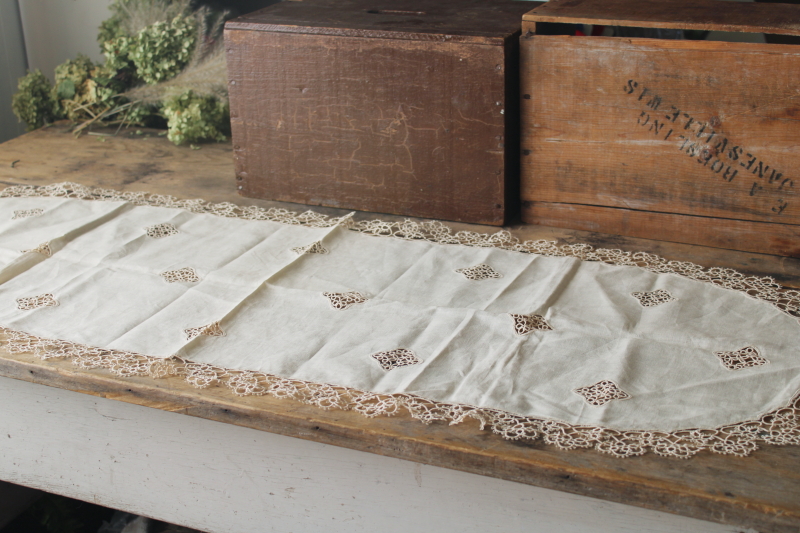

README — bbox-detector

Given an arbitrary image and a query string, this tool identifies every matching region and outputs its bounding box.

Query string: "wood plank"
[520,34,800,256]
[227,0,535,43]
[0,376,743,533]
[521,201,800,258]
[2,123,800,283]
[2,351,800,533]
[1,125,800,531]
[225,28,513,225]
[523,0,800,36]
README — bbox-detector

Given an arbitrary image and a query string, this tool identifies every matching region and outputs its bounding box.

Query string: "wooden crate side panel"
[522,201,800,257]
[226,29,509,225]
[521,36,800,226]
[522,0,800,36]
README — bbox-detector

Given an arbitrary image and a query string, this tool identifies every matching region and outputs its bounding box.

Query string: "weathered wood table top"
[0,124,798,533]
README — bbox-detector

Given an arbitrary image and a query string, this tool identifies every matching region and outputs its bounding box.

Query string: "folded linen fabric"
[1,182,799,458]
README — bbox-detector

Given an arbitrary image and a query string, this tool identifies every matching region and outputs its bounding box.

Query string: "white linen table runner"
[1,183,799,459]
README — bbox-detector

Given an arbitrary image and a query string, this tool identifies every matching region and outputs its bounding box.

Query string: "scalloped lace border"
[2,182,800,459]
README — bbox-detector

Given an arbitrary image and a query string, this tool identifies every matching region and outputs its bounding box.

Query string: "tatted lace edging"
[3,182,799,322]
[2,326,800,459]
[3,182,800,458]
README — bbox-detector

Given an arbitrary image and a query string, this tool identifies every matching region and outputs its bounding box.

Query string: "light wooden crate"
[521,0,800,256]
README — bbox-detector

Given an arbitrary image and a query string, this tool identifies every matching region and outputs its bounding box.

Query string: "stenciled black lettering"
[697,149,713,166]
[664,128,673,141]
[696,123,706,138]
[646,95,662,111]
[649,119,664,135]
[665,106,681,123]
[740,153,757,170]
[752,160,769,179]
[750,182,763,196]
[728,146,742,161]
[714,138,728,156]
[638,87,651,101]
[772,200,788,214]
[625,79,639,94]
[722,166,738,182]
[768,169,783,184]
[637,111,650,126]
[779,178,794,190]
[683,114,695,130]
[710,159,724,173]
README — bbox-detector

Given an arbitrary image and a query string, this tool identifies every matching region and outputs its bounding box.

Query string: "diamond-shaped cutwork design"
[631,289,676,307]
[714,346,768,370]
[16,293,59,310]
[371,349,421,371]
[12,208,44,219]
[454,264,502,281]
[184,322,225,341]
[509,313,552,335]
[161,267,200,283]
[146,223,179,238]
[292,241,329,255]
[574,380,631,406]
[21,242,52,257]
[323,291,368,310]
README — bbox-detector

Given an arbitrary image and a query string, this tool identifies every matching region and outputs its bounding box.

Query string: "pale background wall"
[0,0,30,143]
[0,0,110,143]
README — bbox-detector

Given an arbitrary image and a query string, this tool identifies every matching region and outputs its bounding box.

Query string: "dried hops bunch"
[162,90,229,145]
[12,0,228,146]
[11,70,61,131]
[53,55,122,123]
[128,15,197,85]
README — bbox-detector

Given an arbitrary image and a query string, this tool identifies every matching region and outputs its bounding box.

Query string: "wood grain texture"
[523,201,800,257]
[225,1,532,225]
[228,0,536,43]
[1,125,800,531]
[523,0,800,36]
[521,34,800,256]
[0,377,744,533]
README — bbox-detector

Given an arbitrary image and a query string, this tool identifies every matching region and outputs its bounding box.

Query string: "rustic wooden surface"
[0,377,743,533]
[524,0,800,36]
[228,0,536,43]
[1,125,800,532]
[226,0,534,226]
[520,33,800,257]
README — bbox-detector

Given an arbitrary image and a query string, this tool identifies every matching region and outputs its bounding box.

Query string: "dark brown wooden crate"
[225,0,536,226]
[520,0,800,256]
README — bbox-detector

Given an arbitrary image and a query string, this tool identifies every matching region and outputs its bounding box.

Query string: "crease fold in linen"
[0,183,799,459]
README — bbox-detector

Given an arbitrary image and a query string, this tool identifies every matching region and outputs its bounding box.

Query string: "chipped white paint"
[0,377,750,533]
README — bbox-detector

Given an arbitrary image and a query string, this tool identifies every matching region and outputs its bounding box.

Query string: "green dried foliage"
[130,15,197,85]
[53,55,123,122]
[11,70,63,131]
[103,35,136,76]
[162,90,229,145]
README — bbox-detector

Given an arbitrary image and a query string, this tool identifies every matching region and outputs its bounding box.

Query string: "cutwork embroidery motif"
[21,242,52,257]
[184,322,225,341]
[12,208,43,219]
[509,313,552,335]
[146,223,179,238]
[292,241,328,255]
[714,346,768,370]
[371,349,421,371]
[161,267,200,283]
[16,293,58,310]
[631,289,676,307]
[455,264,502,281]
[574,380,631,406]
[323,291,368,310]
